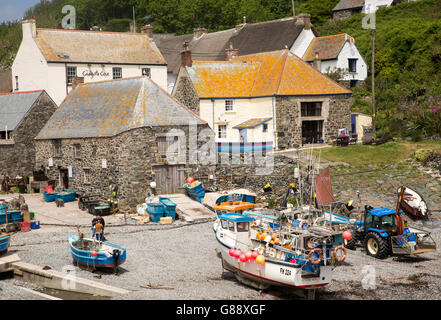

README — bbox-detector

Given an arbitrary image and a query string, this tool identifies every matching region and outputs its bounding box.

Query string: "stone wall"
[333,9,360,20]
[35,123,215,210]
[197,154,309,207]
[0,92,57,177]
[275,95,352,150]
[172,75,200,114]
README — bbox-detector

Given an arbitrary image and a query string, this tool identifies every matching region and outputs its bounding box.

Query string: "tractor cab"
[363,207,400,236]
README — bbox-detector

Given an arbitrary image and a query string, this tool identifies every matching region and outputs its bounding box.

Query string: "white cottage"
[303,33,368,87]
[11,19,168,105]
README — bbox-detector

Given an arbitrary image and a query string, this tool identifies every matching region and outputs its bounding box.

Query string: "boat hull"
[214,228,332,290]
[68,234,126,272]
[0,234,10,254]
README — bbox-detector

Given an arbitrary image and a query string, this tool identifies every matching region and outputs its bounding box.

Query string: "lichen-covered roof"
[0,90,44,130]
[186,50,352,98]
[35,28,166,65]
[233,118,272,129]
[36,77,205,140]
[303,34,353,61]
[333,0,365,11]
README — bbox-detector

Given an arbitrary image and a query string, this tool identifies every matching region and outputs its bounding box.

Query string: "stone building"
[0,69,12,93]
[332,0,394,20]
[35,76,215,210]
[173,49,352,151]
[0,90,57,177]
[12,19,168,105]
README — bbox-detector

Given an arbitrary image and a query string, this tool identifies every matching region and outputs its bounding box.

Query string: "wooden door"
[154,165,186,194]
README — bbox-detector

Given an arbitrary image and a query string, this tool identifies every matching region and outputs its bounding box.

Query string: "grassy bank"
[307,140,441,167]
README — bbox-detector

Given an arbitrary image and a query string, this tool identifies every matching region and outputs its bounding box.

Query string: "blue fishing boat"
[68,234,126,273]
[0,233,11,255]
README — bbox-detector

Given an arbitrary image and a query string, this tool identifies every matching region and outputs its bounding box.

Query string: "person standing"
[91,216,99,238]
[95,220,104,242]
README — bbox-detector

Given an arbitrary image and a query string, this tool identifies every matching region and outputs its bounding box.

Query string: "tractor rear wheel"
[364,232,391,259]
[344,237,357,250]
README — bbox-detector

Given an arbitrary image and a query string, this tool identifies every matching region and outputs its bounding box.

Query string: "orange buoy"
[256,255,265,265]
[274,238,280,245]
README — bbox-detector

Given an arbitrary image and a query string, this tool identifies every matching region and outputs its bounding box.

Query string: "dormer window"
[142,68,151,78]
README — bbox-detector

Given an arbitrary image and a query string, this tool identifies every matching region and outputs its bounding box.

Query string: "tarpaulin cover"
[315,167,335,205]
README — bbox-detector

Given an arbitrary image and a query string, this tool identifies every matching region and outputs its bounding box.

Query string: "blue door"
[351,114,356,133]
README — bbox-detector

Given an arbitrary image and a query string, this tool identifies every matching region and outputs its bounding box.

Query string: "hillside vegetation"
[0,0,440,139]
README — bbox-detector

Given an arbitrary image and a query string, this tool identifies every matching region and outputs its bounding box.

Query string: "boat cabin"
[217,213,255,251]
[213,201,255,215]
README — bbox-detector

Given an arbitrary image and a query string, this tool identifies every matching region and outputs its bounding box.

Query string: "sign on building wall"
[68,165,73,178]
[102,159,107,169]
[48,158,53,167]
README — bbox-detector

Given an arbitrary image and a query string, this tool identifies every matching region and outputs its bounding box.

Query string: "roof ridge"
[0,90,44,96]
[276,50,289,95]
[37,28,147,36]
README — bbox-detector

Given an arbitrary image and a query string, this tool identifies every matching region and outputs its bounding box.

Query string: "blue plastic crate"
[147,203,165,214]
[147,209,164,223]
[30,221,40,229]
[57,191,76,202]
[44,191,58,202]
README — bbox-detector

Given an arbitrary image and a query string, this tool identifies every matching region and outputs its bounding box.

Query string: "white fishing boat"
[213,212,346,296]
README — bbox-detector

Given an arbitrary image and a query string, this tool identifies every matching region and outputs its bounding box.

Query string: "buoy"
[239,254,248,262]
[342,230,352,240]
[256,255,265,265]
[229,248,235,257]
[271,233,277,240]
[264,235,272,243]
[233,249,242,258]
[245,251,253,260]
[186,177,195,184]
[251,251,259,260]
[91,251,98,257]
[256,232,261,240]
[274,238,280,245]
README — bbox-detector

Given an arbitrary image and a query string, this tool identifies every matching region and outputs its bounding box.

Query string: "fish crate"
[43,191,58,202]
[147,203,165,214]
[30,221,40,229]
[93,205,111,216]
[147,209,164,223]
[159,198,177,220]
[56,191,76,203]
[184,182,205,203]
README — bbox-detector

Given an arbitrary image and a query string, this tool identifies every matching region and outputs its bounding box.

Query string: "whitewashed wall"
[291,28,315,58]
[199,97,275,144]
[363,0,394,13]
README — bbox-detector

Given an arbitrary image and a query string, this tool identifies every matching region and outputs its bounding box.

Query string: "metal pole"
[371,29,376,136]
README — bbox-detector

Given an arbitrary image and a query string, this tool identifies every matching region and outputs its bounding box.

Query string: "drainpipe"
[272,96,277,150]
[211,98,215,130]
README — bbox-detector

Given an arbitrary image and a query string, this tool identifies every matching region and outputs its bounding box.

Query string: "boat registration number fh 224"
[280,267,292,276]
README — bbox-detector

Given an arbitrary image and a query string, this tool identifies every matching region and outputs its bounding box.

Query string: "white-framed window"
[53,139,62,156]
[225,100,234,112]
[74,144,81,158]
[218,125,227,139]
[113,67,122,79]
[142,68,151,78]
[83,168,91,184]
[262,123,268,132]
[66,66,77,85]
[348,58,357,73]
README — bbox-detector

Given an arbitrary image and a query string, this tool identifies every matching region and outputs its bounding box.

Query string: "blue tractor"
[344,188,436,259]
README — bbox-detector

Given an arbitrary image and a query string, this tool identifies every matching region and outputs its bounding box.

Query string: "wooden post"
[371,28,376,136]
[292,0,295,16]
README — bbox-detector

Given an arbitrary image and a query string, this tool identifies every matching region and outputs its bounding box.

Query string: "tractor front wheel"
[344,237,357,250]
[364,232,391,259]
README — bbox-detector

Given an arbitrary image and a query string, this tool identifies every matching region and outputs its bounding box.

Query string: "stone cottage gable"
[0,90,57,176]
[36,76,206,140]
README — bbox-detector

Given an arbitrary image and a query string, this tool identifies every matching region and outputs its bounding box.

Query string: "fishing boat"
[68,234,126,273]
[0,233,11,255]
[213,201,255,215]
[213,212,346,296]
[397,186,429,220]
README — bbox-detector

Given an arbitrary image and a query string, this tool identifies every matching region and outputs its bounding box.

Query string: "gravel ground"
[2,217,441,300]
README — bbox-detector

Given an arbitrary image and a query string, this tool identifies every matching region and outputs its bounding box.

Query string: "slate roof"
[34,28,166,65]
[156,16,315,75]
[333,0,365,11]
[303,34,354,61]
[185,50,352,98]
[0,90,44,130]
[233,118,272,129]
[36,77,206,140]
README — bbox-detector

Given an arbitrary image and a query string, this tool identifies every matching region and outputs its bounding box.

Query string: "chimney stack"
[141,24,153,39]
[22,18,37,39]
[72,77,84,90]
[181,41,192,68]
[298,13,311,30]
[193,26,207,39]
[235,16,247,31]
[225,42,239,61]
[313,52,321,71]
